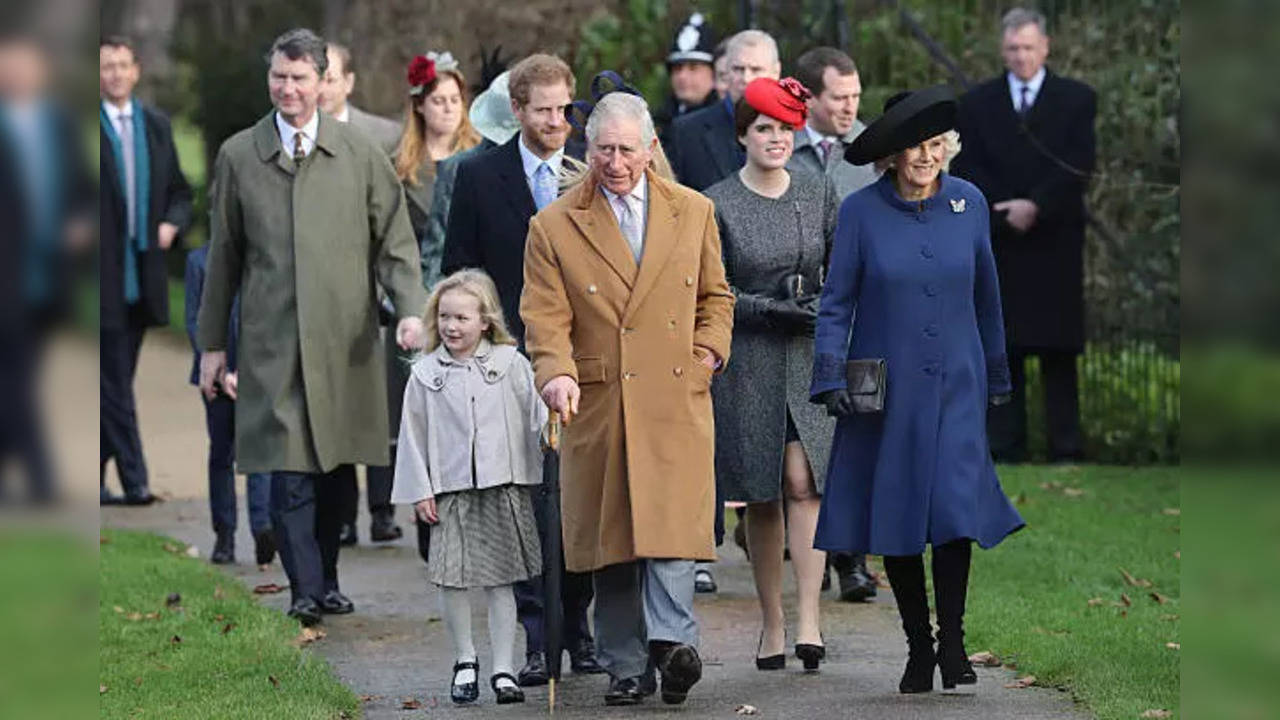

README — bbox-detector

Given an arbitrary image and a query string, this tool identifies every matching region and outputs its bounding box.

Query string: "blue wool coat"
[810,172,1024,556]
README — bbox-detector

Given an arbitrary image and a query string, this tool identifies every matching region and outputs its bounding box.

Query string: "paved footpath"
[102,334,1092,719]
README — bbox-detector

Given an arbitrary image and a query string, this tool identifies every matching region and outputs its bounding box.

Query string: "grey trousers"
[593,559,698,678]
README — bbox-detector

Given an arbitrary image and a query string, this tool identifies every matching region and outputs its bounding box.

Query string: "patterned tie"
[613,194,642,262]
[817,138,835,167]
[293,131,306,161]
[120,113,137,239]
[533,162,556,211]
[1018,85,1032,116]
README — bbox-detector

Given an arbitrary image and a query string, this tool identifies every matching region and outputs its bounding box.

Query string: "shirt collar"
[600,175,647,207]
[435,338,494,366]
[275,110,320,151]
[102,99,133,122]
[804,121,839,149]
[1007,67,1046,96]
[518,133,565,180]
[333,104,350,123]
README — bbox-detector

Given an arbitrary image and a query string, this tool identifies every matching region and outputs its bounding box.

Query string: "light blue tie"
[533,162,556,211]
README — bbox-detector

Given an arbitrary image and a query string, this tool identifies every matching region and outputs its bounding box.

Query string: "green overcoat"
[197,112,426,474]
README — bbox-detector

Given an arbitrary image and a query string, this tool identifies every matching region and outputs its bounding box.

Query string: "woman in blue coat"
[810,86,1024,694]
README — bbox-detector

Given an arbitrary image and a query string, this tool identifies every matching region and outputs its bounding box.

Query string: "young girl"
[392,269,545,706]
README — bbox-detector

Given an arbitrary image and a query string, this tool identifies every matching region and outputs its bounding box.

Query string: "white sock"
[440,586,476,685]
[486,584,518,689]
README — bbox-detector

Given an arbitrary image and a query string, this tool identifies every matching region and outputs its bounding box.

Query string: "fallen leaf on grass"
[1119,568,1153,588]
[735,704,759,715]
[969,651,1001,666]
[162,543,181,553]
[359,694,379,703]
[126,612,143,621]
[1120,593,1132,607]
[113,605,124,614]
[1140,710,1172,718]
[294,627,327,646]
[1161,614,1179,622]
[1032,627,1070,637]
[134,676,143,686]
[252,583,288,594]
[221,623,236,635]
[1150,592,1169,605]
[185,546,199,558]
[1162,508,1180,516]
[99,684,108,694]
[100,536,110,545]
[170,635,182,645]
[1039,481,1062,491]
[1174,551,1180,560]
[214,586,225,599]
[1004,675,1037,689]
[1062,487,1085,497]
[268,675,280,688]
[144,612,161,620]
[1166,642,1180,650]
[1086,597,1104,607]
[401,699,422,710]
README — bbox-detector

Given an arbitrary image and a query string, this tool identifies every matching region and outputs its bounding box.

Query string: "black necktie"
[1019,85,1032,116]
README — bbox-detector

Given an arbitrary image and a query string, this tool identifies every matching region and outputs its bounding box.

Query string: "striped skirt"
[428,485,542,589]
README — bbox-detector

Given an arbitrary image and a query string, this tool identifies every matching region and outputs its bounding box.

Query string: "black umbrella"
[542,417,565,712]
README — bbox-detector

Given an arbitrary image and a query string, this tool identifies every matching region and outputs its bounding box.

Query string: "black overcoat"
[952,70,1096,351]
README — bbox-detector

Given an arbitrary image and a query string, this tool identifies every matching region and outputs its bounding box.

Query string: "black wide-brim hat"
[844,84,958,166]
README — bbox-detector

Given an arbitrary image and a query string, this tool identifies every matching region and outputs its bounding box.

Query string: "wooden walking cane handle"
[545,415,562,452]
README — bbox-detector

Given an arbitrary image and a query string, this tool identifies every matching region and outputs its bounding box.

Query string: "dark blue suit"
[665,98,743,191]
[442,134,595,662]
[185,246,271,536]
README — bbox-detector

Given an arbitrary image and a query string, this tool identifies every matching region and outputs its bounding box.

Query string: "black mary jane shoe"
[450,660,480,704]
[755,631,785,671]
[795,640,826,672]
[491,672,525,704]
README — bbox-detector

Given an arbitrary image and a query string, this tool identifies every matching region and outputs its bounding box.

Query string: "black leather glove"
[766,298,818,335]
[819,388,855,417]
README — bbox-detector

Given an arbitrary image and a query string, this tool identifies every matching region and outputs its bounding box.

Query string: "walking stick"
[543,415,563,714]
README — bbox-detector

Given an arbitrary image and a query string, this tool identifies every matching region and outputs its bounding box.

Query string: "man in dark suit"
[952,7,1096,462]
[0,35,93,502]
[100,35,193,504]
[665,29,779,191]
[442,52,603,687]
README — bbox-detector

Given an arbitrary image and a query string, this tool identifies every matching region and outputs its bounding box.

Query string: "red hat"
[743,77,812,129]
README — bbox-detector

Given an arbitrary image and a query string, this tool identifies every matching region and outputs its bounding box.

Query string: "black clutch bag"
[845,359,886,414]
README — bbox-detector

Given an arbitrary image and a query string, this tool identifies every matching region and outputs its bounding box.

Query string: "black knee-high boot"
[883,554,934,693]
[932,539,977,688]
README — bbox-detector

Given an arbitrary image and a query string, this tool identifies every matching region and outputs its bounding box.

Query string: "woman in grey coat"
[705,77,838,672]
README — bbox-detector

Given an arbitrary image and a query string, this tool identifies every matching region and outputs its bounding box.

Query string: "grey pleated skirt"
[427,485,542,589]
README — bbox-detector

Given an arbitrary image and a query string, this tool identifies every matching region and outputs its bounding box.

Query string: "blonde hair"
[421,269,517,353]
[873,129,962,173]
[393,67,482,184]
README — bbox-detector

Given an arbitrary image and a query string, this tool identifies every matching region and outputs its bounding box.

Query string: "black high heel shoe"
[450,659,479,704]
[937,640,977,688]
[490,672,525,704]
[755,631,785,670]
[795,637,826,671]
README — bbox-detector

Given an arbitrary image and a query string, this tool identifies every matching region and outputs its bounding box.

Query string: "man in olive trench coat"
[520,93,733,706]
[196,30,426,626]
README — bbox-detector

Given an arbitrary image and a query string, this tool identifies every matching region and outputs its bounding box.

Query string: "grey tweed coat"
[705,170,839,502]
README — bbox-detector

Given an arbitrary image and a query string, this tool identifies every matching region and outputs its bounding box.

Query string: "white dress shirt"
[333,104,350,123]
[276,110,319,157]
[1007,67,1046,113]
[517,133,565,196]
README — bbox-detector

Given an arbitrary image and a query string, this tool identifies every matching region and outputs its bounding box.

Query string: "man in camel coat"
[520,92,734,707]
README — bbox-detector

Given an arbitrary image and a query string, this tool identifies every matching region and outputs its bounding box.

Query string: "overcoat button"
[674,367,684,377]
[685,276,694,286]
[588,284,598,294]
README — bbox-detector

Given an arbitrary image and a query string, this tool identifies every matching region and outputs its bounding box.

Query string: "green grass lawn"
[965,465,1180,720]
[99,530,359,720]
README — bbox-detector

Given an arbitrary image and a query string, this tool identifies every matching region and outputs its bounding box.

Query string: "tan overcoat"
[520,170,734,572]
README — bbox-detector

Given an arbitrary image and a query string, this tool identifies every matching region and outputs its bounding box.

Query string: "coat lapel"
[702,112,737,177]
[567,178,637,288]
[496,136,537,220]
[623,171,680,319]
[251,112,296,176]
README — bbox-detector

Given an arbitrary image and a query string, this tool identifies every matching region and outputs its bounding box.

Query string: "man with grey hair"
[521,91,734,706]
[666,28,781,191]
[197,27,426,626]
[952,7,1096,463]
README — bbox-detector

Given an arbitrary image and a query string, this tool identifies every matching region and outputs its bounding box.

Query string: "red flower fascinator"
[743,76,813,129]
[406,55,436,90]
